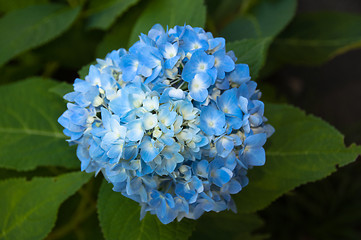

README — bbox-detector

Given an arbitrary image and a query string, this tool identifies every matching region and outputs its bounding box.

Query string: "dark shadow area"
[260,1,361,239]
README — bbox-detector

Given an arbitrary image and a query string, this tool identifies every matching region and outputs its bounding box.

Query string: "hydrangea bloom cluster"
[59,24,274,224]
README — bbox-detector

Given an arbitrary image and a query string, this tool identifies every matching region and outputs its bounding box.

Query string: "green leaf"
[45,177,103,240]
[220,0,296,79]
[0,167,62,181]
[86,0,139,30]
[0,171,91,240]
[0,52,42,85]
[0,0,49,13]
[49,82,74,97]
[191,212,268,240]
[0,4,81,67]
[34,21,103,69]
[226,38,271,79]
[0,78,79,171]
[270,12,361,65]
[205,0,243,26]
[221,0,297,40]
[96,4,143,57]
[129,0,206,46]
[96,20,133,58]
[98,181,196,240]
[234,103,361,213]
[78,61,96,79]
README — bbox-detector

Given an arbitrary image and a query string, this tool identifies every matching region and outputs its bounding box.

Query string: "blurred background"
[1,0,360,239]
[260,0,361,239]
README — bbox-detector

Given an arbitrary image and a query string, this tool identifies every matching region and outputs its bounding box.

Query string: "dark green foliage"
[0,4,80,66]
[235,103,361,213]
[191,211,268,240]
[85,0,140,30]
[98,181,196,240]
[270,12,361,65]
[221,0,297,40]
[128,0,206,45]
[0,78,79,170]
[227,38,272,79]
[0,172,90,240]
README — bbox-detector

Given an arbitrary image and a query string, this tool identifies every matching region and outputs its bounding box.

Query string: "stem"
[170,78,182,86]
[178,81,186,89]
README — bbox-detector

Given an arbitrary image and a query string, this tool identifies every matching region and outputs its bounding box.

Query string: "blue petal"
[243,147,265,166]
[139,137,160,162]
[244,133,267,148]
[199,106,226,136]
[126,119,144,141]
[213,167,233,187]
[217,88,243,118]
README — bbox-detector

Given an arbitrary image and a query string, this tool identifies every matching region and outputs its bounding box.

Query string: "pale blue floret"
[199,106,226,136]
[103,164,128,184]
[227,64,251,85]
[59,23,273,225]
[137,45,164,84]
[96,108,127,164]
[182,50,216,83]
[148,24,166,43]
[119,54,141,82]
[58,103,95,141]
[67,78,99,107]
[142,112,158,130]
[216,136,235,158]
[158,105,177,126]
[176,100,198,121]
[175,176,203,204]
[209,157,234,187]
[189,72,212,102]
[126,119,144,141]
[139,136,161,162]
[221,179,242,195]
[143,95,159,111]
[208,37,225,51]
[155,152,183,175]
[213,49,235,79]
[217,88,243,118]
[159,87,185,103]
[126,176,150,202]
[180,27,209,54]
[239,133,267,167]
[76,145,91,171]
[192,160,209,178]
[149,191,177,224]
[248,100,265,128]
[109,84,147,118]
[161,42,181,69]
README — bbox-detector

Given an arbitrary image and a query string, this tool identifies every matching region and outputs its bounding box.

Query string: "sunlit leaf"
[234,103,361,213]
[0,78,79,170]
[0,172,91,240]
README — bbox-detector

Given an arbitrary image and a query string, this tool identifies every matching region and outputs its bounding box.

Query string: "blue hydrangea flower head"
[58,24,274,224]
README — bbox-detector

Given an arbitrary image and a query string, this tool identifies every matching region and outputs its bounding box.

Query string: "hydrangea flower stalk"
[59,24,274,224]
